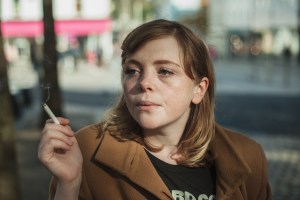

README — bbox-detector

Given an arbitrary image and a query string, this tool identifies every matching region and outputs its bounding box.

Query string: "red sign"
[1,18,112,37]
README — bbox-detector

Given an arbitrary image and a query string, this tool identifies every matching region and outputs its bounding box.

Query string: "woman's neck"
[143,129,182,147]
[143,129,184,165]
[145,145,183,165]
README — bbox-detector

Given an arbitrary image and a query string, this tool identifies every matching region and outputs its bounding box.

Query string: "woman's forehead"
[126,37,183,62]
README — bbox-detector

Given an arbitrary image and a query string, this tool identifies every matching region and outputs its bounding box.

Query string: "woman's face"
[122,37,203,134]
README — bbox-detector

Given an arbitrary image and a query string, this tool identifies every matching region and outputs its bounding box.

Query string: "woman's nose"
[139,71,156,92]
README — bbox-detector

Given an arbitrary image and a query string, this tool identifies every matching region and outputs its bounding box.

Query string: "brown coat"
[49,124,272,200]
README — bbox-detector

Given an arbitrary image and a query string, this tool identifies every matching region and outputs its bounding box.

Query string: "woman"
[38,19,271,200]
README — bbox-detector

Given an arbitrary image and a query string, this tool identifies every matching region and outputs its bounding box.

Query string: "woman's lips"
[136,101,160,111]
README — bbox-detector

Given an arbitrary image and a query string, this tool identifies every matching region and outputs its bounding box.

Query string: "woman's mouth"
[136,101,159,111]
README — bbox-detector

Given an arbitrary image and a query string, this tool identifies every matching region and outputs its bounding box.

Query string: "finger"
[43,123,74,137]
[40,130,74,146]
[46,117,70,126]
[38,139,71,162]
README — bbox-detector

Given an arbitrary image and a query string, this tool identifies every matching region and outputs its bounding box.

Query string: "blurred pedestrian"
[282,46,292,85]
[282,46,292,64]
[38,19,271,200]
[69,37,80,71]
[29,38,44,83]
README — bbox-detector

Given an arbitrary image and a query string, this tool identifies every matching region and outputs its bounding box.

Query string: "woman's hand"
[38,117,83,194]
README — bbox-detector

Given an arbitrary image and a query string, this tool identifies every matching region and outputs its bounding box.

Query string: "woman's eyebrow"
[124,58,182,68]
[124,59,141,67]
[154,60,182,68]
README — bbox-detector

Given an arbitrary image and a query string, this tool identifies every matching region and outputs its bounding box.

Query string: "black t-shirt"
[146,150,216,200]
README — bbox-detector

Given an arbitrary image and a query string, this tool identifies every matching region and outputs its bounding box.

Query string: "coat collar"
[93,125,251,199]
[94,133,172,199]
[211,125,252,199]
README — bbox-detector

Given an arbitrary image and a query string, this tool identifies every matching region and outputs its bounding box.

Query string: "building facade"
[208,0,299,58]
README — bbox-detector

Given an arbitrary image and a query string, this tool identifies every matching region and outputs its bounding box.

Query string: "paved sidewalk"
[214,58,300,95]
[252,133,300,199]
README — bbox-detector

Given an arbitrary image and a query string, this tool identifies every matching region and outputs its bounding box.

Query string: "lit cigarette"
[43,103,60,125]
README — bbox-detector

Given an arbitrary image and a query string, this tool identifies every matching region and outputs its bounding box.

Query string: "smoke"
[41,84,51,103]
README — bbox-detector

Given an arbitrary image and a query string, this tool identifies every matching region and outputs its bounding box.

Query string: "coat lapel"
[92,125,251,199]
[93,133,172,199]
[211,125,252,199]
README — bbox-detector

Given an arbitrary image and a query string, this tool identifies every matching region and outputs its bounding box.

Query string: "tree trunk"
[42,0,63,125]
[297,1,300,62]
[0,17,21,200]
[198,0,209,36]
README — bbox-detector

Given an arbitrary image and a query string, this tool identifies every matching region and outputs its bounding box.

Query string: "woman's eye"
[124,68,139,75]
[159,68,174,76]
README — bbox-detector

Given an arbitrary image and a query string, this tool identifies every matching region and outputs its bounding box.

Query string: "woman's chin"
[138,121,161,131]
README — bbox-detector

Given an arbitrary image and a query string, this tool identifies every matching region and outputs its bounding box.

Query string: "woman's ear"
[192,77,209,104]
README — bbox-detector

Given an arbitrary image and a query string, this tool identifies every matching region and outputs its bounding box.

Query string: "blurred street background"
[0,0,299,200]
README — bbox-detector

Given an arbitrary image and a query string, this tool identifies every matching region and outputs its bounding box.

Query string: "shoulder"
[75,124,101,142]
[215,124,263,154]
[213,124,271,198]
[74,123,132,155]
[214,124,269,180]
[213,124,268,174]
[74,123,105,154]
[75,123,101,139]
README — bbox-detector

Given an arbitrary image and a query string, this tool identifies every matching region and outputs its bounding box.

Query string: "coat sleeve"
[78,168,93,199]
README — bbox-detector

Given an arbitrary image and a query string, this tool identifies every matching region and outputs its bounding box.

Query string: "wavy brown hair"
[100,19,215,167]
